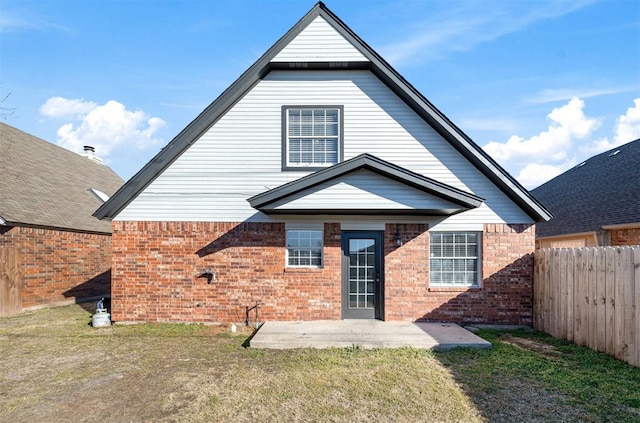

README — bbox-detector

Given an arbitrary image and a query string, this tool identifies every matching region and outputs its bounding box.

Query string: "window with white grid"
[429,232,481,287]
[286,230,323,267]
[284,107,342,168]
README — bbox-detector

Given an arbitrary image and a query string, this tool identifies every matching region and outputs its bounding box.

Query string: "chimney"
[83,146,104,164]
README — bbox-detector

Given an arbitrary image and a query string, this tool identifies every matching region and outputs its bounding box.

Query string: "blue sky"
[1,0,639,188]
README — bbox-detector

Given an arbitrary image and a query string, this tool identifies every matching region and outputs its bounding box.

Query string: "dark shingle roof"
[0,122,124,234]
[532,139,640,238]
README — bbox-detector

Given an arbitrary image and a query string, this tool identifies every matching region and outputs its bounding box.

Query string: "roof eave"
[248,154,483,212]
[258,208,468,216]
[0,220,112,235]
[536,231,598,240]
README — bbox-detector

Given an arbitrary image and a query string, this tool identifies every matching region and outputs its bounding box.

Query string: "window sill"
[282,165,333,172]
[284,267,324,273]
[428,286,481,292]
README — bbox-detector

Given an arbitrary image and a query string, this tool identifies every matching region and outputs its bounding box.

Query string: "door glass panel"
[349,295,358,308]
[366,295,375,308]
[348,239,375,309]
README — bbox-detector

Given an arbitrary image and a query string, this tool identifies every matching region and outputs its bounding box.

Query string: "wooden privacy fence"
[0,247,22,317]
[534,246,640,367]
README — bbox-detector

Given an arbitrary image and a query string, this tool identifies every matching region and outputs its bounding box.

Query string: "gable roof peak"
[94,2,551,223]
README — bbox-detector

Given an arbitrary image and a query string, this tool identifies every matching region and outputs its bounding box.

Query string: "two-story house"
[95,2,551,325]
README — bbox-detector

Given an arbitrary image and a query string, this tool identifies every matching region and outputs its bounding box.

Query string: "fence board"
[543,250,551,332]
[574,248,587,346]
[596,249,607,352]
[605,248,617,357]
[533,253,540,329]
[553,248,562,338]
[614,247,627,361]
[535,246,640,368]
[559,250,573,341]
[634,248,640,368]
[621,248,633,363]
[587,248,598,350]
[0,247,22,317]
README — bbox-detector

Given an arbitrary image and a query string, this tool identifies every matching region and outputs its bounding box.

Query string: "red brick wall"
[0,226,112,309]
[419,223,535,325]
[112,221,534,325]
[384,223,429,321]
[111,221,341,323]
[610,228,640,246]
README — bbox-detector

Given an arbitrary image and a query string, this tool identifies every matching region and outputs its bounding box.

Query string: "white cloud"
[483,97,599,165]
[614,98,640,143]
[40,97,166,159]
[39,97,97,119]
[516,162,569,189]
[528,86,636,104]
[482,97,640,189]
[0,7,70,33]
[577,98,640,156]
[379,0,595,65]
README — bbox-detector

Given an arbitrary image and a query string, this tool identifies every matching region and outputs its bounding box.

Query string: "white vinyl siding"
[286,230,323,267]
[430,232,481,287]
[267,169,462,212]
[115,70,533,227]
[273,16,367,62]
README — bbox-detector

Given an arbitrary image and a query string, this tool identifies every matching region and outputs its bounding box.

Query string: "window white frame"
[286,229,323,268]
[282,106,343,170]
[429,231,481,287]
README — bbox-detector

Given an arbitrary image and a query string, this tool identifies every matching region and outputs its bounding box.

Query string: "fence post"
[634,247,640,368]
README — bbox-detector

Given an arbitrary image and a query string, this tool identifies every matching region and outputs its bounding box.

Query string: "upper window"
[286,230,323,267]
[429,232,481,287]
[283,106,343,169]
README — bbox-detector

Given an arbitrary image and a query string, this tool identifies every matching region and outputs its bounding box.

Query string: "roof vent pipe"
[83,146,104,164]
[84,145,95,159]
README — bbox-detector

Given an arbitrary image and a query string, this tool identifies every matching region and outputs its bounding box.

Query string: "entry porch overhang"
[247,154,484,216]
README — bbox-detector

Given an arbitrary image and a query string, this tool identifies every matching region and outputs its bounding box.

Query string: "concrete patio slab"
[249,320,491,350]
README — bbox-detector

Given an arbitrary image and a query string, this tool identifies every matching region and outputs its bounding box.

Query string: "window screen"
[286,108,340,167]
[287,230,323,267]
[430,232,480,286]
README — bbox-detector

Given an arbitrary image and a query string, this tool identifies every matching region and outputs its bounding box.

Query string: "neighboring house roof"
[248,153,484,215]
[0,122,124,234]
[94,1,551,222]
[532,138,640,238]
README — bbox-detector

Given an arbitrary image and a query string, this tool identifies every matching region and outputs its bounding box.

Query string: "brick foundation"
[112,221,535,325]
[0,226,112,309]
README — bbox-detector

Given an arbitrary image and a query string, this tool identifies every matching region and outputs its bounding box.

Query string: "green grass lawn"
[436,330,640,422]
[1,304,639,422]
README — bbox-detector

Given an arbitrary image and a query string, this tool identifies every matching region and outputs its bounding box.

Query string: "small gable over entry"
[248,154,484,215]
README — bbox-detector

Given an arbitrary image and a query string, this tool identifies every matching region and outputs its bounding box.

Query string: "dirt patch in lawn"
[501,334,562,359]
